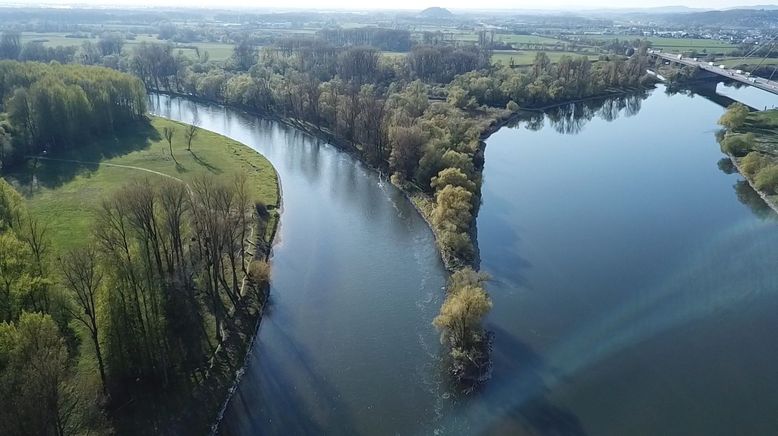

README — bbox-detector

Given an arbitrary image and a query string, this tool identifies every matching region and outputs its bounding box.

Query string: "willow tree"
[434,267,492,387]
[719,102,749,131]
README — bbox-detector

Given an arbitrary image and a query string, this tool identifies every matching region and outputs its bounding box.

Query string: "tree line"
[448,50,651,109]
[0,61,146,170]
[0,31,128,65]
[0,172,273,435]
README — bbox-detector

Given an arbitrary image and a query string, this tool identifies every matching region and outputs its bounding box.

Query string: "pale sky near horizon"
[8,0,778,11]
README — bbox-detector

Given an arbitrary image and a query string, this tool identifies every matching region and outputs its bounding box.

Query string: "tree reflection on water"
[513,90,651,135]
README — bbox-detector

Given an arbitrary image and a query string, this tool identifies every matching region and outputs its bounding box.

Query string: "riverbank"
[208,161,282,435]
[729,153,778,214]
[723,109,778,215]
[149,88,648,274]
[149,89,508,271]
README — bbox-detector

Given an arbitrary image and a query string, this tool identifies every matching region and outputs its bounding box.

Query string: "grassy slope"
[3,116,278,253]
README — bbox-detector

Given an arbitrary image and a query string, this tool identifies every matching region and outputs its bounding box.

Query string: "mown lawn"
[3,117,278,252]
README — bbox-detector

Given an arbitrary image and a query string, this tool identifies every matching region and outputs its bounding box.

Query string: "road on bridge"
[651,50,778,96]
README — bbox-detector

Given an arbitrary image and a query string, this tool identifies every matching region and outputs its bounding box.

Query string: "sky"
[9,0,778,10]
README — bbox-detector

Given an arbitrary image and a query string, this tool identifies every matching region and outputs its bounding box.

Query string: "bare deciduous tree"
[162,126,175,156]
[61,246,107,394]
[184,115,200,151]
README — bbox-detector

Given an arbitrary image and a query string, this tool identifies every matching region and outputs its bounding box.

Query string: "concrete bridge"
[650,50,778,96]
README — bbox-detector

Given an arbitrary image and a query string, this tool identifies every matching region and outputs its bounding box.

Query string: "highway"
[650,50,778,95]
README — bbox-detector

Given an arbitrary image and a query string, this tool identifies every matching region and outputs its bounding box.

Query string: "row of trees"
[0,61,146,169]
[0,31,127,65]
[0,171,272,435]
[93,175,262,392]
[317,28,412,52]
[449,51,651,109]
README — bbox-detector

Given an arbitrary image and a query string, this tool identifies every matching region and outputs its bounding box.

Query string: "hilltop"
[419,7,453,19]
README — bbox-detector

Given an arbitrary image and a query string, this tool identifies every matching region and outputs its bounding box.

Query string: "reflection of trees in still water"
[717,155,778,221]
[529,90,651,135]
[734,180,776,220]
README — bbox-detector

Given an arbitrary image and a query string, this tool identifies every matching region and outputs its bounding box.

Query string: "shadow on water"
[477,325,587,436]
[733,179,778,221]
[478,194,533,290]
[222,313,359,436]
[665,82,747,110]
[3,121,160,194]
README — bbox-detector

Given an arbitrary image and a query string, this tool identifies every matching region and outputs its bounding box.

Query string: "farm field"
[569,34,737,54]
[20,31,235,61]
[492,49,600,65]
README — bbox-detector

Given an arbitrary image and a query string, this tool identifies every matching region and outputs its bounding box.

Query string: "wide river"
[150,82,778,435]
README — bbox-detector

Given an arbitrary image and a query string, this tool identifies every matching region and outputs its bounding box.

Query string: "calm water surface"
[151,83,778,435]
[473,84,778,435]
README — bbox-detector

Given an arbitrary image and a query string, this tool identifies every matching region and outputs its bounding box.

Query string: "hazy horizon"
[3,0,778,12]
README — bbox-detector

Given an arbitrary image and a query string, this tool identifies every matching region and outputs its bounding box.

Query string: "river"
[150,82,778,435]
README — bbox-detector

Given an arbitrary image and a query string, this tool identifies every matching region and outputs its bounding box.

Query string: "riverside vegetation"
[0,25,653,391]
[123,38,653,388]
[718,103,778,210]
[0,61,279,435]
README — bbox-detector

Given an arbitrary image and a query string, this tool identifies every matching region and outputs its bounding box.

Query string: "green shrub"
[431,167,477,193]
[506,100,519,112]
[755,164,778,194]
[432,185,473,233]
[439,229,474,260]
[740,152,770,177]
[433,266,492,386]
[719,102,749,130]
[248,260,271,285]
[720,133,754,157]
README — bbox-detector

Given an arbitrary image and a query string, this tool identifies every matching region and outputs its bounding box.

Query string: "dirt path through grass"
[29,156,185,182]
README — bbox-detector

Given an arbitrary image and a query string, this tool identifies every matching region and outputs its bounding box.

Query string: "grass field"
[21,32,235,61]
[3,117,278,252]
[496,34,564,45]
[572,34,737,54]
[380,48,599,65]
[492,50,599,66]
